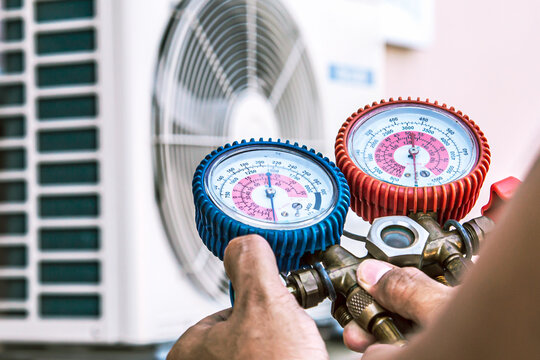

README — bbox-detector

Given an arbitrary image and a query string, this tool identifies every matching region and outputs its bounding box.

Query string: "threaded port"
[333,305,354,327]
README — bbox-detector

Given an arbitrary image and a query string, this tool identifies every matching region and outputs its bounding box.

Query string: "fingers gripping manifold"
[285,213,494,343]
[286,245,405,343]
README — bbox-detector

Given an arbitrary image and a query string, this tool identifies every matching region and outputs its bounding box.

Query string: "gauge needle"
[409,133,419,187]
[266,172,277,222]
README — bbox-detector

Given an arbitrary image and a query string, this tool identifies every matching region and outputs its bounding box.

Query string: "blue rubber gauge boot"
[192,139,350,272]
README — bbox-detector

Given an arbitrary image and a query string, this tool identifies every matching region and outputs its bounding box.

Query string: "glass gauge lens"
[204,146,337,230]
[347,104,479,187]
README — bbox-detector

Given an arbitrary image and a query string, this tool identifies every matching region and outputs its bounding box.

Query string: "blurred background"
[0,0,538,359]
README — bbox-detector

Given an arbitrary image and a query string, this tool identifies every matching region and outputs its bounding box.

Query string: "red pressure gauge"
[335,98,491,224]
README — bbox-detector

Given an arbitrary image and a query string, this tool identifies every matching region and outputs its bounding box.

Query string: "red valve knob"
[481,176,521,222]
[335,98,491,224]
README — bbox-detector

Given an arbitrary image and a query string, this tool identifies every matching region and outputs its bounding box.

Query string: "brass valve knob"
[286,245,406,344]
[346,286,405,344]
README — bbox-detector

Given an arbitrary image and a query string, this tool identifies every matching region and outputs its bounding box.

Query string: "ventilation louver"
[0,0,101,321]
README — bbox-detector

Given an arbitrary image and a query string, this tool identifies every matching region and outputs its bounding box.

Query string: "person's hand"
[342,259,452,358]
[167,234,328,360]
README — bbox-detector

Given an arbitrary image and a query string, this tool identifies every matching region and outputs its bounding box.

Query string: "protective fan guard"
[152,0,323,299]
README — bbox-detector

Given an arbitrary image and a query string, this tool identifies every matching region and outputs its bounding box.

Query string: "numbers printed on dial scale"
[205,147,336,229]
[348,105,478,187]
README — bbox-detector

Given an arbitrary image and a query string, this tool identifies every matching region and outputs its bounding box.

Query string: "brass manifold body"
[285,213,494,344]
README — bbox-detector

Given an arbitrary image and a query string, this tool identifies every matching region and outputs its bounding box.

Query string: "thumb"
[357,259,451,326]
[361,343,402,360]
[223,234,290,307]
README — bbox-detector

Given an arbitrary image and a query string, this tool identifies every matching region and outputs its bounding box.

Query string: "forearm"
[394,156,540,360]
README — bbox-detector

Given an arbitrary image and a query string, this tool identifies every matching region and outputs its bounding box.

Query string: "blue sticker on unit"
[329,64,373,85]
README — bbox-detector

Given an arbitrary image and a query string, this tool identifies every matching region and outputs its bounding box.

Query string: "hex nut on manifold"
[366,216,430,268]
[291,269,324,309]
[463,216,495,253]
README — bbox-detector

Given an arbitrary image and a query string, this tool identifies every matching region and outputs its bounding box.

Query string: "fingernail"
[357,259,392,289]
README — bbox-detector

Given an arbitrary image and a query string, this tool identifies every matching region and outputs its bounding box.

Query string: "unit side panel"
[0,0,108,343]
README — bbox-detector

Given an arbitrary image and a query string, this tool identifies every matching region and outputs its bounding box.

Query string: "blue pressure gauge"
[193,139,350,271]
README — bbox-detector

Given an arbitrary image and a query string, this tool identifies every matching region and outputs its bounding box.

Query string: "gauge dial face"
[204,146,337,230]
[347,104,479,187]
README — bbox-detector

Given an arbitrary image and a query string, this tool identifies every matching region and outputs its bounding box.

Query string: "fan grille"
[152,0,323,299]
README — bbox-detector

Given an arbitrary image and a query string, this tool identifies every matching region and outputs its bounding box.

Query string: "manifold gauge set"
[192,98,514,343]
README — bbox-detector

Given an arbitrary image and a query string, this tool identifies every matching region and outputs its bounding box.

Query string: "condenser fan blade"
[153,0,323,300]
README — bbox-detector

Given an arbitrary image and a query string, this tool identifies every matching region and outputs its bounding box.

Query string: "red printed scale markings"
[374,131,449,178]
[232,173,307,221]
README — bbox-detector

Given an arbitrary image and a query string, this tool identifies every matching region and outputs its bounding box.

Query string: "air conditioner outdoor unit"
[0,0,383,344]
